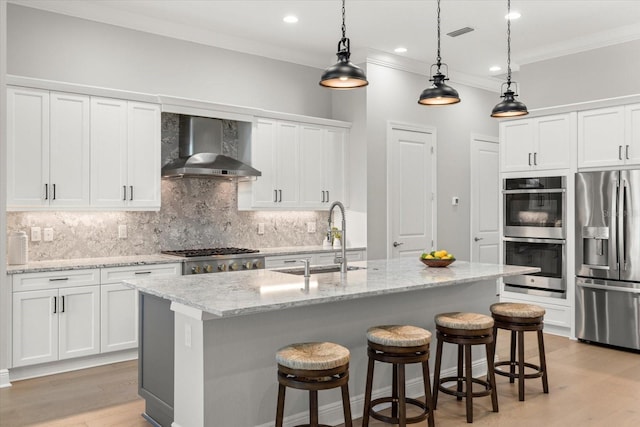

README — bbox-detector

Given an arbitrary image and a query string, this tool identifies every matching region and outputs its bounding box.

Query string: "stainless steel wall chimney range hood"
[161,116,261,179]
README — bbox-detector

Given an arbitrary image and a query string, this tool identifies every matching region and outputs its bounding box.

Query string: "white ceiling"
[10,0,640,89]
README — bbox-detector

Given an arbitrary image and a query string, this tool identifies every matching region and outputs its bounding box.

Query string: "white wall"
[365,63,499,261]
[520,39,640,109]
[7,4,332,118]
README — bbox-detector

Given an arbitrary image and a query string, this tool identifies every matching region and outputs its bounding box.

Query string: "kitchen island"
[124,258,538,427]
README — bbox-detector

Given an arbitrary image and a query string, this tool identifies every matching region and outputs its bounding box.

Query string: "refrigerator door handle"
[576,281,640,295]
[620,178,628,271]
[610,179,619,271]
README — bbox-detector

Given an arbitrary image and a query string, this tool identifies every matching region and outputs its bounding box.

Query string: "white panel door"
[58,285,100,360]
[298,125,325,208]
[251,119,278,207]
[535,114,573,171]
[90,97,128,207]
[12,290,58,367]
[578,107,625,168]
[7,87,50,208]
[625,103,640,166]
[127,102,161,208]
[389,126,435,258]
[324,127,346,205]
[500,120,533,172]
[101,284,139,353]
[471,136,500,264]
[50,92,91,207]
[275,121,300,207]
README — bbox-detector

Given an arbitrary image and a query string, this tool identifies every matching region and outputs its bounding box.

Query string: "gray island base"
[124,258,538,427]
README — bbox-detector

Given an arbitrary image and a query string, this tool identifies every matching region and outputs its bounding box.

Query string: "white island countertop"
[124,258,539,317]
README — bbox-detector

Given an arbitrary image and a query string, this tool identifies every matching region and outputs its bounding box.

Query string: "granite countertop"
[123,258,539,318]
[5,246,367,274]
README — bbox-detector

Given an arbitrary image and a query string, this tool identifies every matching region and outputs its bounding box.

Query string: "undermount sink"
[274,265,365,276]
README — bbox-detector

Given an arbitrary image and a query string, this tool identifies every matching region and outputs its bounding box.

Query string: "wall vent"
[447,27,474,37]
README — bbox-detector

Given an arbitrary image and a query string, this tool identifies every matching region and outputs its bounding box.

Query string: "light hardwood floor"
[1,332,639,426]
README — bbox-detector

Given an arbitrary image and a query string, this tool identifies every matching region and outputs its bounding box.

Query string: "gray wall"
[365,63,499,261]
[7,4,332,118]
[519,39,640,109]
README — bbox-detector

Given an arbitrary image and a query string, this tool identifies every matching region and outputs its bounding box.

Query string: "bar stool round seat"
[275,342,352,427]
[490,303,549,401]
[433,312,498,423]
[362,325,435,427]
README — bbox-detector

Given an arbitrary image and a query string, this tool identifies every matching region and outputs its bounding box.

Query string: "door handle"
[533,152,538,166]
[44,183,48,200]
[619,145,623,160]
[474,237,484,242]
[626,145,630,160]
[274,189,278,203]
[52,184,56,200]
[393,241,404,247]
[528,153,532,166]
[130,185,134,201]
[53,296,57,314]
[123,185,127,201]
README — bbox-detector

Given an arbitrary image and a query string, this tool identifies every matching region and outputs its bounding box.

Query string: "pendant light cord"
[506,0,512,86]
[341,0,347,41]
[436,0,442,67]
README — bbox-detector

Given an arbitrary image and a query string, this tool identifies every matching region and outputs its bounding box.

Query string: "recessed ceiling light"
[505,11,521,20]
[489,65,502,72]
[283,15,298,24]
[394,47,408,53]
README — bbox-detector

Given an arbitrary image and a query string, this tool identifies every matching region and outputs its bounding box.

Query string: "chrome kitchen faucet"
[328,201,347,274]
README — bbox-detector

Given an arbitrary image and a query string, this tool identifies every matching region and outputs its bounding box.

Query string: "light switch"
[257,223,265,235]
[307,222,316,233]
[31,227,41,242]
[43,228,54,242]
[118,224,127,239]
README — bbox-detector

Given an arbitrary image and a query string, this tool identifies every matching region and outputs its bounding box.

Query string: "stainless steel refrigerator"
[575,169,640,350]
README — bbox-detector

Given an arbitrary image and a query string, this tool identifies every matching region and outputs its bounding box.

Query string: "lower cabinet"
[100,283,139,353]
[12,285,100,367]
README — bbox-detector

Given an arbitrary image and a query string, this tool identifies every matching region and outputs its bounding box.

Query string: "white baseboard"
[9,350,138,382]
[255,357,490,427]
[0,369,11,388]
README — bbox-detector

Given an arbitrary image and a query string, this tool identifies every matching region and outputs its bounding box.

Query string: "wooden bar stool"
[362,325,435,427]
[275,342,352,427]
[433,312,498,423]
[490,302,549,401]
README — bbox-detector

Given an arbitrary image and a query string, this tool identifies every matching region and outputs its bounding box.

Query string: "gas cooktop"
[162,248,260,257]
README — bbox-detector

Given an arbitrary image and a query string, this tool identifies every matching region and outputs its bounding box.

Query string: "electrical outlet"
[307,222,316,233]
[118,224,128,239]
[452,196,460,206]
[31,227,41,242]
[257,223,265,235]
[43,228,54,242]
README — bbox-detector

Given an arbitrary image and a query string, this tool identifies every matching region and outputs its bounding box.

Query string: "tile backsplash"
[7,114,326,261]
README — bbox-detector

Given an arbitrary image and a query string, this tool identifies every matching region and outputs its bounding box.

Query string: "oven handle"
[503,237,565,244]
[502,188,565,194]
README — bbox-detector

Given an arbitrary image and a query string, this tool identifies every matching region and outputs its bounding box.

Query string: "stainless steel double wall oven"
[503,176,567,298]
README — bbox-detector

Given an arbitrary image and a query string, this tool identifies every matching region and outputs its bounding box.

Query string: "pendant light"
[491,0,528,117]
[418,0,460,105]
[319,0,368,89]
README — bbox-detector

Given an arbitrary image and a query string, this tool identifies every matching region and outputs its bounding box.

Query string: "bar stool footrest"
[438,376,493,398]
[494,361,544,380]
[368,396,428,424]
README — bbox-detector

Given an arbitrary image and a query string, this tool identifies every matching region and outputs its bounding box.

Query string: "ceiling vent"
[447,27,474,37]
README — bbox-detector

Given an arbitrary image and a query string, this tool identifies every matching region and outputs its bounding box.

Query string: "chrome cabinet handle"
[528,153,532,166]
[626,145,630,160]
[474,237,484,242]
[619,145,623,160]
[130,185,134,201]
[123,185,127,201]
[321,190,325,203]
[533,152,537,165]
[274,189,277,202]
[393,241,404,247]
[44,183,48,200]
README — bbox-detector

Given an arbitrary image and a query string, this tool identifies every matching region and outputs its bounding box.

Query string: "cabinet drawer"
[265,255,313,269]
[100,263,181,283]
[12,269,100,292]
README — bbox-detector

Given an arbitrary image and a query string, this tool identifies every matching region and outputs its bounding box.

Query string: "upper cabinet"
[578,104,640,168]
[500,113,575,173]
[238,118,349,210]
[7,86,161,211]
[90,99,160,209]
[7,88,91,209]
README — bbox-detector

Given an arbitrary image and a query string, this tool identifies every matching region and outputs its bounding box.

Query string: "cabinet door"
[324,127,346,204]
[275,121,300,207]
[12,290,58,367]
[7,87,50,208]
[625,103,640,166]
[50,92,91,207]
[91,97,128,207]
[58,285,100,360]
[500,120,534,172]
[251,119,279,207]
[578,107,625,168]
[101,284,138,353]
[127,102,161,209]
[299,125,325,208]
[535,114,574,170]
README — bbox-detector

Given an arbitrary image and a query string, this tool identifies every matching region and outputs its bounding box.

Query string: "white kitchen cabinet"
[7,88,91,209]
[314,248,365,265]
[264,253,314,269]
[265,249,366,269]
[12,284,100,367]
[578,107,626,168]
[91,98,161,209]
[625,103,640,166]
[500,113,574,172]
[99,263,180,353]
[299,125,346,208]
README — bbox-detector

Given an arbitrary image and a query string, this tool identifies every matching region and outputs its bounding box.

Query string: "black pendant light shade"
[491,0,528,117]
[418,0,460,106]
[319,0,368,89]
